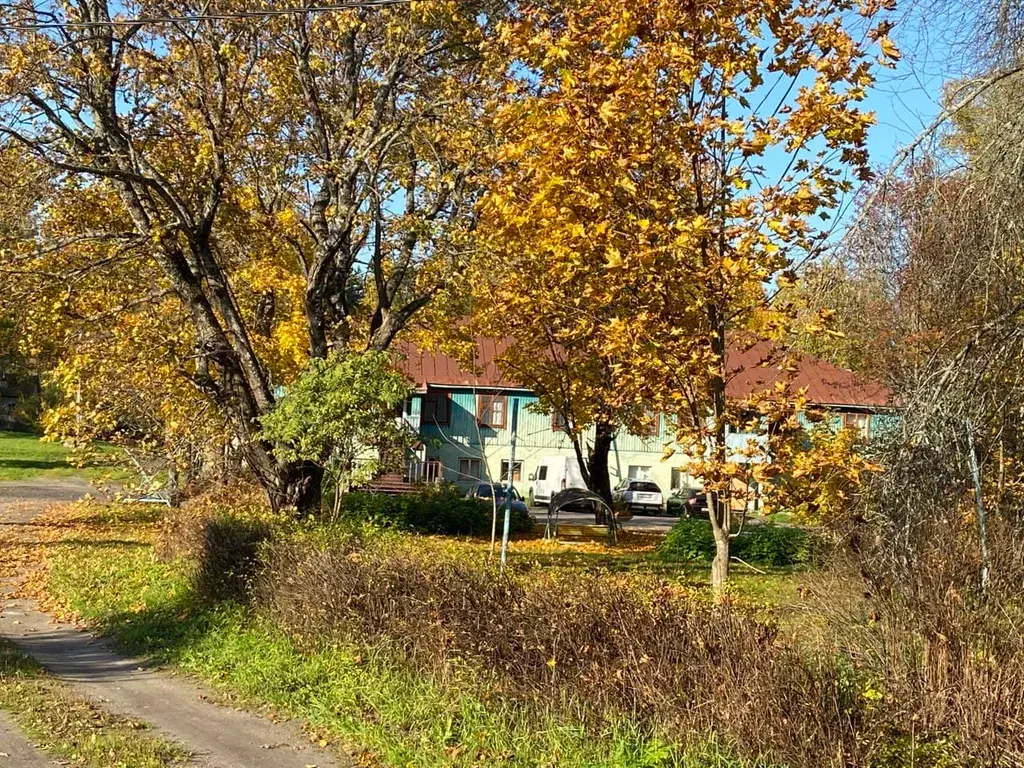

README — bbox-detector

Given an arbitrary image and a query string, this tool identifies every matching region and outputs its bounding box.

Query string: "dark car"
[666,488,709,518]
[466,483,531,516]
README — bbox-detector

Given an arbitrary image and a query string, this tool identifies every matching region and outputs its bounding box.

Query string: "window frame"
[646,412,662,436]
[671,468,683,491]
[458,457,483,480]
[477,393,507,429]
[422,391,451,426]
[841,411,872,441]
[627,465,652,480]
[551,409,568,432]
[500,459,523,483]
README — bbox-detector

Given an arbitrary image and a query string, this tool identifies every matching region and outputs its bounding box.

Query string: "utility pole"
[500,399,520,570]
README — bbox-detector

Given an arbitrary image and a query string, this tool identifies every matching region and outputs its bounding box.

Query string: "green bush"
[339,487,533,536]
[736,523,817,567]
[658,517,717,561]
[658,519,817,567]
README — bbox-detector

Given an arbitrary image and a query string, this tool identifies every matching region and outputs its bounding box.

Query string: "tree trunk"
[249,448,324,514]
[709,490,732,593]
[587,421,615,506]
[711,521,730,592]
[277,460,324,514]
[706,301,730,595]
[966,422,990,592]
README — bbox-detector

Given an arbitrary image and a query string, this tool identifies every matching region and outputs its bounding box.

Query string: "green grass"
[0,640,189,767]
[0,430,125,482]
[45,536,772,768]
[492,544,805,610]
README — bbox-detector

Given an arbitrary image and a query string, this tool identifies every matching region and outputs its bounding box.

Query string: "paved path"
[0,478,348,768]
[0,712,56,767]
[0,478,99,506]
[533,507,679,533]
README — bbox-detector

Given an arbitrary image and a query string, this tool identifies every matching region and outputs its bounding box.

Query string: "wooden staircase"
[361,472,420,496]
[356,460,444,496]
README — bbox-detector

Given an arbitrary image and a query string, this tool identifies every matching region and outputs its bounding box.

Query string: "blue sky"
[848,0,980,212]
[793,1,982,244]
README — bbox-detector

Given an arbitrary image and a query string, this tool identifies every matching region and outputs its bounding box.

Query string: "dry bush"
[155,483,267,561]
[156,484,273,601]
[256,536,873,766]
[801,510,1024,766]
[860,515,1024,766]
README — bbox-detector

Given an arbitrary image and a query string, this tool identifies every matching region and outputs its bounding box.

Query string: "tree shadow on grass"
[78,515,268,664]
[0,458,71,470]
[86,588,238,667]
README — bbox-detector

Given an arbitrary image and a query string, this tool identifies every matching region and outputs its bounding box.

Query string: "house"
[389,338,891,498]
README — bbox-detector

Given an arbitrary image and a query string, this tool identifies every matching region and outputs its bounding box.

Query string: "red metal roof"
[396,338,890,409]
[724,339,890,408]
[396,338,524,391]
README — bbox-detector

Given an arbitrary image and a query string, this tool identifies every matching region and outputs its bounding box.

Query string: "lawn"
[0,430,125,482]
[35,501,795,768]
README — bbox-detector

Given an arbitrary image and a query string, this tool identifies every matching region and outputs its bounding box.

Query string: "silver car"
[612,479,665,516]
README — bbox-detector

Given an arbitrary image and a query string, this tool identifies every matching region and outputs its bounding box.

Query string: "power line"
[0,0,410,31]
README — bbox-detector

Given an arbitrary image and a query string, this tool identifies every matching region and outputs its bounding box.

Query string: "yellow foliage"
[767,421,882,528]
[471,0,885,483]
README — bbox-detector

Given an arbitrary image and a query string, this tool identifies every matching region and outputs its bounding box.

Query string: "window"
[671,468,684,491]
[628,465,652,480]
[422,391,450,425]
[841,412,871,441]
[551,410,568,432]
[632,481,661,493]
[537,465,548,481]
[477,394,507,428]
[458,457,483,480]
[645,412,662,436]
[500,460,523,483]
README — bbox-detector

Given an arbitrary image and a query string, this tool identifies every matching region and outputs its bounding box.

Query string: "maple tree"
[475,0,892,588]
[0,0,496,510]
[768,418,880,528]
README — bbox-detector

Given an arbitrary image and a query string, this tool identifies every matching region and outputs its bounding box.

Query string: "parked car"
[666,488,709,518]
[466,483,530,516]
[528,456,587,507]
[612,479,664,516]
[548,487,632,524]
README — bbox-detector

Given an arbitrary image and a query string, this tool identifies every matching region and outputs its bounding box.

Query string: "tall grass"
[47,534,765,768]
[46,496,1024,767]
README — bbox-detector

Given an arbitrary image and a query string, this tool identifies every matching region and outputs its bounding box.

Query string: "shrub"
[658,519,817,567]
[339,486,533,536]
[190,514,272,601]
[658,517,717,561]
[255,535,863,767]
[157,491,274,602]
[734,523,818,567]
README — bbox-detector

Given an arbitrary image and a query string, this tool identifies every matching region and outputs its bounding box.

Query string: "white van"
[528,456,587,507]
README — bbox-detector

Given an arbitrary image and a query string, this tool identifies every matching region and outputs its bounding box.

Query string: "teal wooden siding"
[416,389,690,493]
[413,388,894,495]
